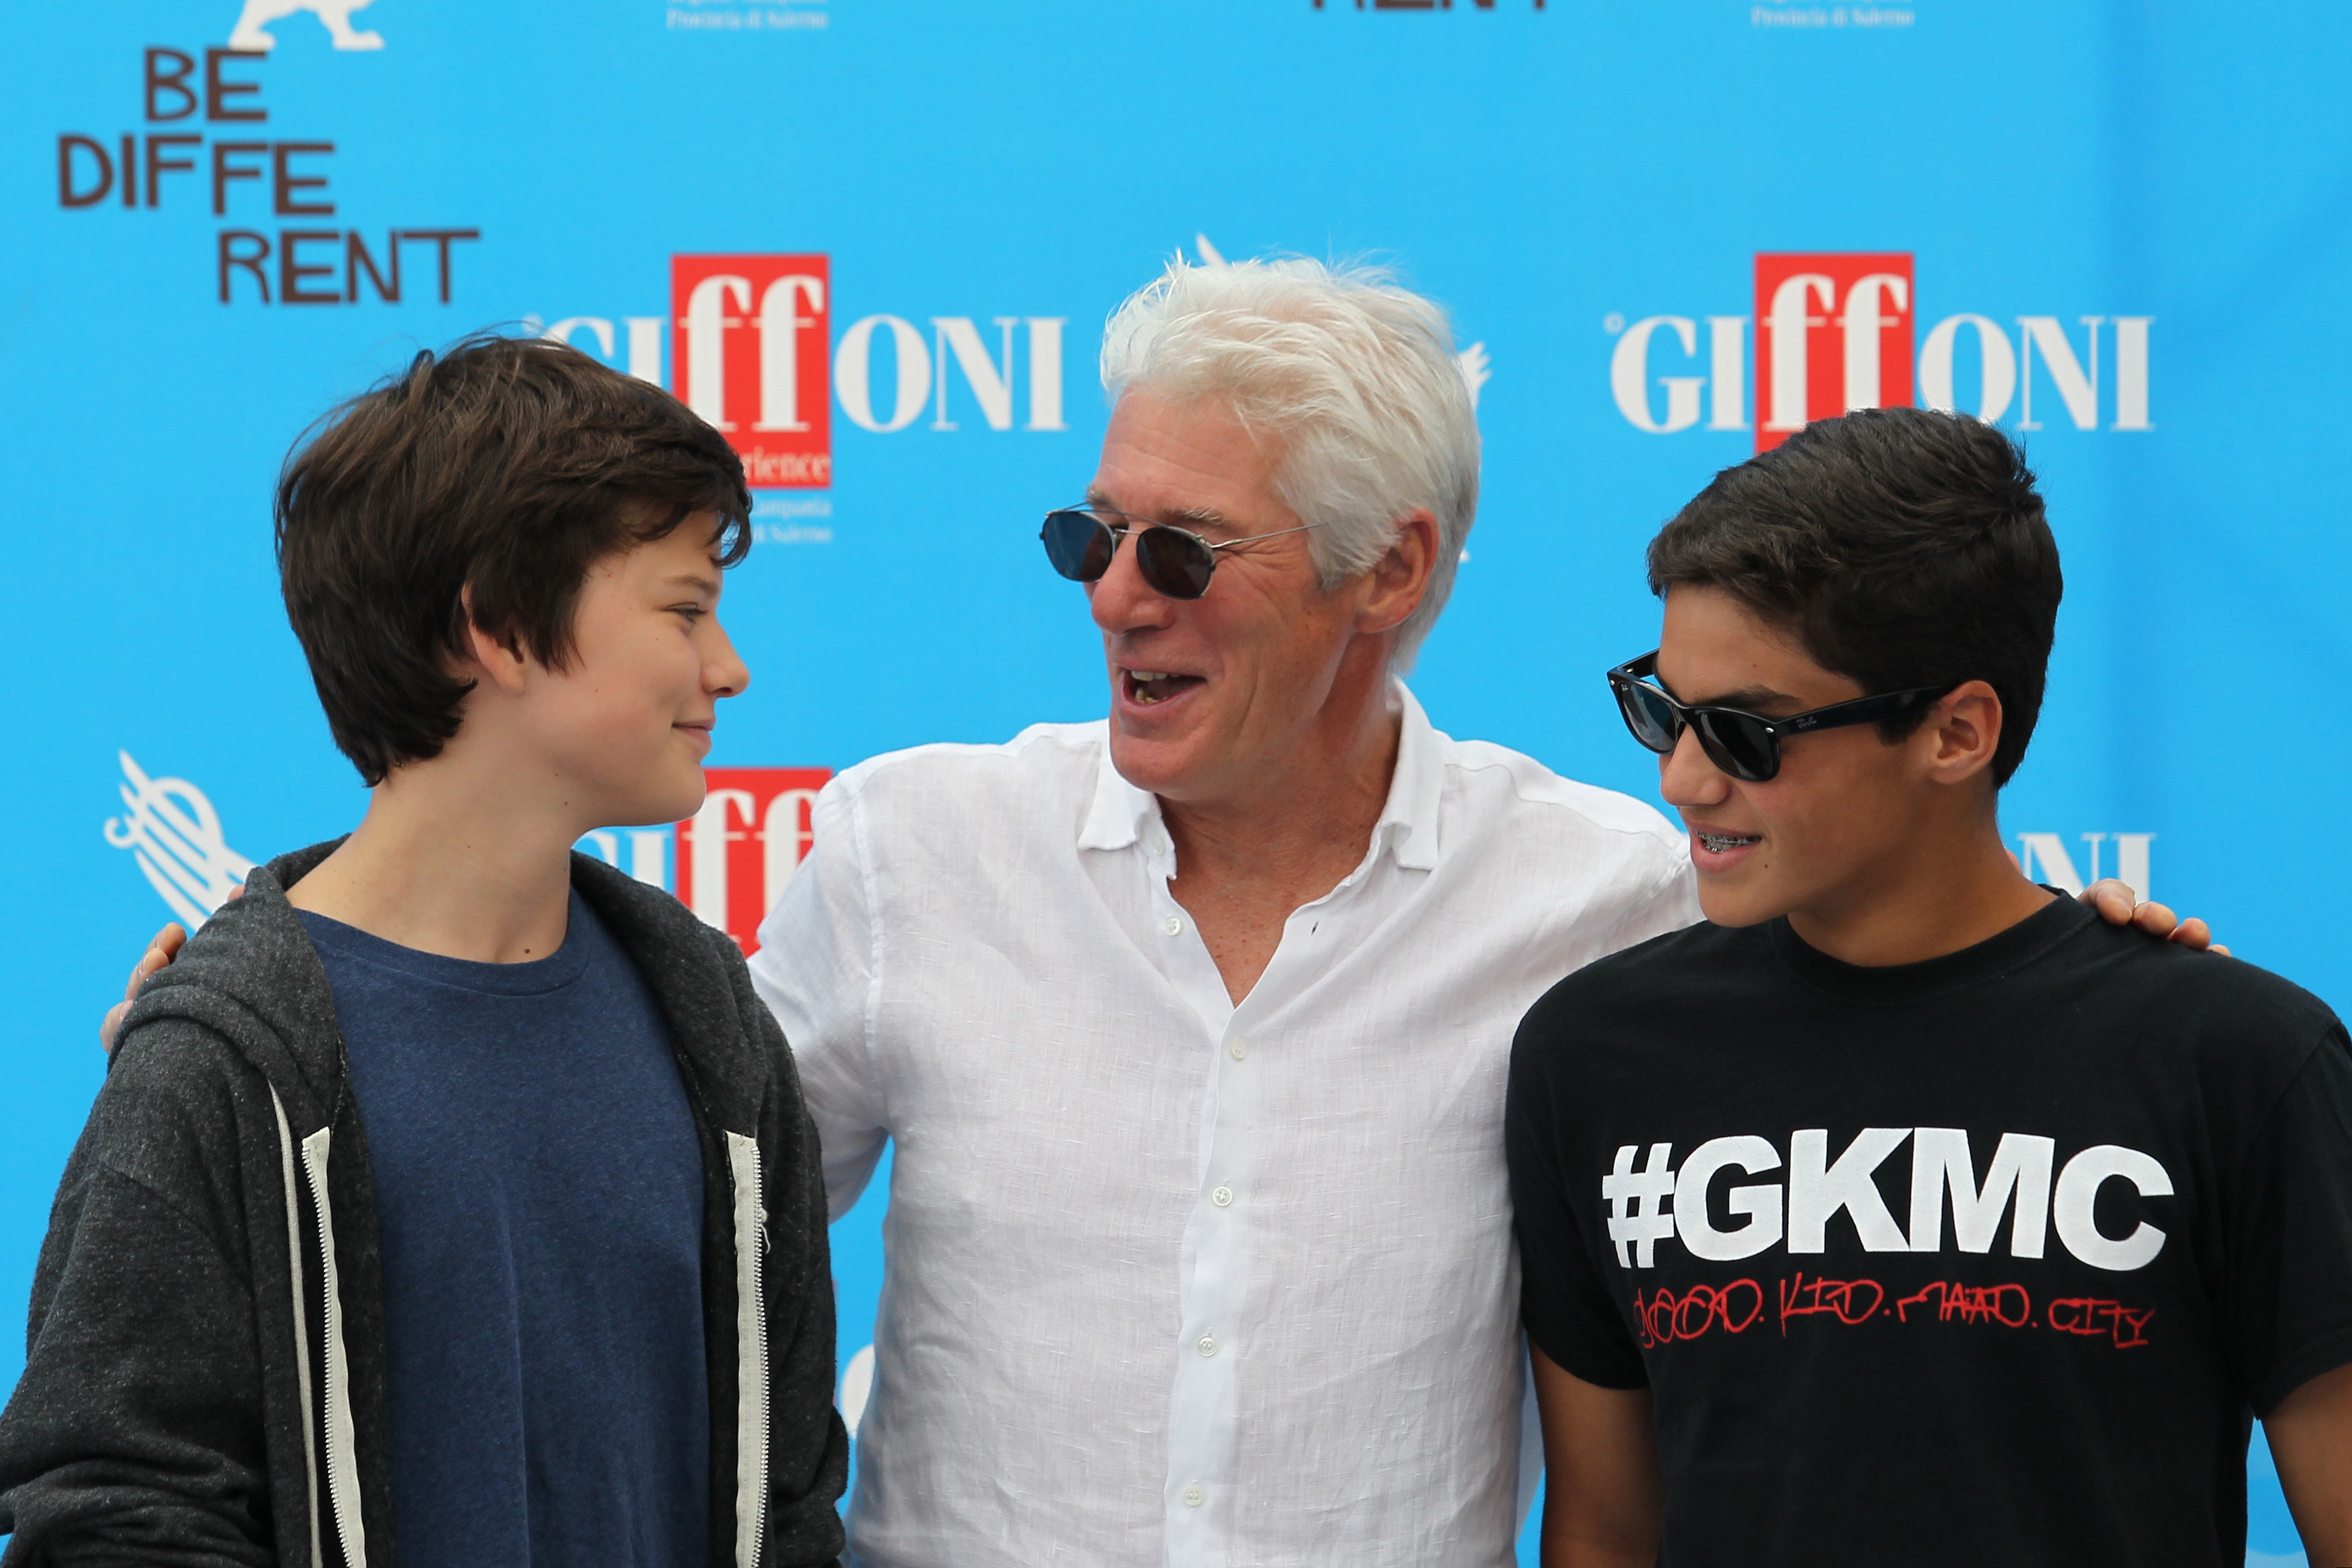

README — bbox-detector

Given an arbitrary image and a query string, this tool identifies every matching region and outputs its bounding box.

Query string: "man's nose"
[1087,531,1178,636]
[1658,725,1730,809]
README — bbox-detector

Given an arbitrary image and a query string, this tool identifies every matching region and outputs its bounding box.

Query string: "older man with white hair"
[756,256,1693,1568]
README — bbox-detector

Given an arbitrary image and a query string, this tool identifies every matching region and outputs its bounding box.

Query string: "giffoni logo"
[1608,252,2153,443]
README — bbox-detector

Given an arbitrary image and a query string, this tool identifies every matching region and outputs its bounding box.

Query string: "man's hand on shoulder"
[98,884,249,1054]
[2079,880,2230,957]
[99,922,191,1055]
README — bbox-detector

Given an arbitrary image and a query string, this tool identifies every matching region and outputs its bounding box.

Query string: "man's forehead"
[1090,390,1289,528]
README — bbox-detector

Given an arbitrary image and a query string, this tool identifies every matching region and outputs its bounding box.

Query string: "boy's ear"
[1918,679,2004,786]
[456,586,532,696]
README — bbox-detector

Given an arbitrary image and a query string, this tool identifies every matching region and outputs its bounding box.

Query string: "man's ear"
[456,585,532,697]
[1357,510,1439,636]
[1918,678,2004,786]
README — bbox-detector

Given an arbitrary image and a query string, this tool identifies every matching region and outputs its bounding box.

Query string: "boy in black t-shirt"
[1505,407,2352,1566]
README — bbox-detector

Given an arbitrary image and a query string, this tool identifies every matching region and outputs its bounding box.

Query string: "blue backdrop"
[5,1,2345,1560]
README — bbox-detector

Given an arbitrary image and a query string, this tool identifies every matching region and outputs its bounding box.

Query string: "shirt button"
[1211,1185,1233,1207]
[1161,915,1183,937]
[1228,1038,1248,1061]
[1196,1334,1218,1356]
[1151,832,1171,855]
[1182,1483,1206,1508]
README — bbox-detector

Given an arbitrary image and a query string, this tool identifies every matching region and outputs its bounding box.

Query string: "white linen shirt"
[750,685,1698,1568]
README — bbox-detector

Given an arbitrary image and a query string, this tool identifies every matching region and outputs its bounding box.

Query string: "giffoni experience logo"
[1606,252,2152,443]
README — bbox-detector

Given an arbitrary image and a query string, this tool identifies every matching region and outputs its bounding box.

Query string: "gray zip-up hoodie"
[0,840,848,1567]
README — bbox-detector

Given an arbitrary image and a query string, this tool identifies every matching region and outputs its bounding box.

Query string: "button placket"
[1165,1008,1258,1563]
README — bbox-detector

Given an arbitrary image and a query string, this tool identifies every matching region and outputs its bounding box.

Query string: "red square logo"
[676,767,833,955]
[671,254,832,488]
[1752,252,1914,451]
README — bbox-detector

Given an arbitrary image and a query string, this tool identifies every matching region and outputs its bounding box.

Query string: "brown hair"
[1646,406,2061,786]
[277,333,750,784]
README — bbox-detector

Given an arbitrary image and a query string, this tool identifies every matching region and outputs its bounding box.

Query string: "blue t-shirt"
[299,891,711,1568]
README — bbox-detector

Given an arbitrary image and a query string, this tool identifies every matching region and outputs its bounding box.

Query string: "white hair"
[1098,256,1479,667]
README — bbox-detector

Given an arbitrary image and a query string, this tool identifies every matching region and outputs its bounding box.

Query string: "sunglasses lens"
[1042,510,1115,582]
[1133,527,1217,599]
[1696,711,1779,782]
[1613,678,1681,755]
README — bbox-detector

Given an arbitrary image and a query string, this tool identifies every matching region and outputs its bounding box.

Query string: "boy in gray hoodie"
[0,336,848,1567]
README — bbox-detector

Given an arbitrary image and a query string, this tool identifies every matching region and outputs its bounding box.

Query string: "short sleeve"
[2223,1021,2352,1415]
[1505,1010,1649,1390]
[750,777,889,1220]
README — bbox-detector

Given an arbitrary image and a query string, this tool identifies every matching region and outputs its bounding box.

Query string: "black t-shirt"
[1506,894,2352,1568]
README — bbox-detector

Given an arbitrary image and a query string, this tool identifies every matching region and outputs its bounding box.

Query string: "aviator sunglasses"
[1607,651,1950,783]
[1040,505,1322,600]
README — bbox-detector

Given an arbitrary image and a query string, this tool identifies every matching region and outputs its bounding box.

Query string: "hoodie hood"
[122,837,350,1138]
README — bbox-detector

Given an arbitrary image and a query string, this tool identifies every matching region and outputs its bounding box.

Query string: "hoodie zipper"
[269,1089,325,1568]
[753,1194,770,1563]
[299,1127,368,1568]
[727,1132,771,1568]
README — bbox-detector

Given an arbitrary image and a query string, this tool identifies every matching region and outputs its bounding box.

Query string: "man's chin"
[1104,726,1203,800]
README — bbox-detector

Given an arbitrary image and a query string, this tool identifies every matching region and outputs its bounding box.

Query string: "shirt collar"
[1381,681,1445,871]
[1077,678,1446,872]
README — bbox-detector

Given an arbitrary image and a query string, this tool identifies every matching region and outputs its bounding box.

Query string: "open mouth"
[1696,830,1760,855]
[1124,670,1205,706]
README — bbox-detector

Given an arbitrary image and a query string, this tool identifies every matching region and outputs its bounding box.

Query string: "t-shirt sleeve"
[2223,1019,2352,1416]
[1506,1010,1650,1390]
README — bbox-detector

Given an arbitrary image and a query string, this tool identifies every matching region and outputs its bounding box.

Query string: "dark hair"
[1645,406,2061,786]
[278,333,751,785]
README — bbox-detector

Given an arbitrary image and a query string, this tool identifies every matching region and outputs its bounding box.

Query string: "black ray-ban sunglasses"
[1607,651,1951,783]
[1040,505,1321,601]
